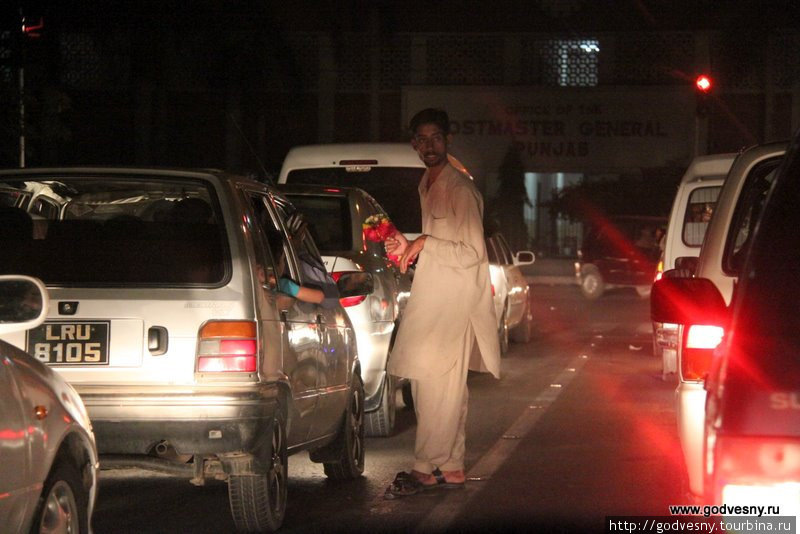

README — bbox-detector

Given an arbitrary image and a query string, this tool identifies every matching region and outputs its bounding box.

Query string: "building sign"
[402,86,695,178]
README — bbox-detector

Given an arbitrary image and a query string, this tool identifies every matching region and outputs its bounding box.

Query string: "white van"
[278,143,471,240]
[653,153,735,374]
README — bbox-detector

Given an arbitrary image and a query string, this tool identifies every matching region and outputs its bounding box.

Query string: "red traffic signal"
[695,75,712,93]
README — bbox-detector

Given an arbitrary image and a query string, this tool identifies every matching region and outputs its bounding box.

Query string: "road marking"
[413,352,590,532]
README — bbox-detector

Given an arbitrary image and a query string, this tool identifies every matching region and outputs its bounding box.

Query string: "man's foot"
[413,469,465,489]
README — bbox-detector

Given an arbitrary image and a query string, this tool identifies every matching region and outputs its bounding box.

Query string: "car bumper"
[676,380,707,497]
[75,384,279,456]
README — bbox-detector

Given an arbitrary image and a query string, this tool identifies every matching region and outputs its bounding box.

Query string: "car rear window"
[0,175,228,286]
[682,186,721,246]
[286,167,424,233]
[284,194,353,252]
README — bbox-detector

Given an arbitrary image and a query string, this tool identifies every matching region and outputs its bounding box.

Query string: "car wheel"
[228,411,287,533]
[510,294,533,344]
[401,381,414,410]
[498,306,509,355]
[365,373,396,437]
[32,458,90,534]
[635,284,652,298]
[323,375,365,480]
[580,266,605,300]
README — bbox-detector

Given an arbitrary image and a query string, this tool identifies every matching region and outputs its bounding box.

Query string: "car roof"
[680,153,737,184]
[278,143,472,181]
[281,143,421,170]
[0,166,272,189]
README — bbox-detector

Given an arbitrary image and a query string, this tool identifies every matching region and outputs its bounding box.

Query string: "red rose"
[363,226,381,242]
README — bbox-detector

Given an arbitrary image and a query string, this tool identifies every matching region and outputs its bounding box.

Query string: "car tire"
[401,381,414,411]
[580,266,605,300]
[498,306,510,355]
[323,376,366,480]
[228,411,287,533]
[635,284,652,298]
[510,294,533,344]
[32,457,90,534]
[365,373,396,437]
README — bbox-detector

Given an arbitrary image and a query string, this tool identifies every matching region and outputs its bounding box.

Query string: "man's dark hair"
[409,108,450,135]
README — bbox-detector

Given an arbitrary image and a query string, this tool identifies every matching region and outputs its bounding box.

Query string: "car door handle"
[148,326,168,356]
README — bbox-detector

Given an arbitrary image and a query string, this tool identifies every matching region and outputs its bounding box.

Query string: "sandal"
[427,468,465,490]
[385,471,425,499]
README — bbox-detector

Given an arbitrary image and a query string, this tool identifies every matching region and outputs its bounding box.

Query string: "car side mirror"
[0,275,49,335]
[674,256,699,274]
[514,250,536,266]
[651,276,727,326]
[335,271,374,298]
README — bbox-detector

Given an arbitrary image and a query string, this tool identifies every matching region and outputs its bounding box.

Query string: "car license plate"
[27,321,110,365]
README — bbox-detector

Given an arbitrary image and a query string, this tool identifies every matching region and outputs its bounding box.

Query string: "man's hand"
[400,235,426,273]
[385,231,409,256]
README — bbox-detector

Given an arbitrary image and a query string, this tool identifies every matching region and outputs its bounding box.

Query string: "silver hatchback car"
[0,275,98,534]
[0,168,371,532]
[280,184,413,437]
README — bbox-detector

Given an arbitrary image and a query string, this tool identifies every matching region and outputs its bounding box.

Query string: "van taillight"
[712,435,800,506]
[654,260,664,282]
[681,325,724,380]
[331,272,367,307]
[197,321,257,373]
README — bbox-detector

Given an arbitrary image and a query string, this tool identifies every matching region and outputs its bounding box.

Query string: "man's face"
[411,123,450,168]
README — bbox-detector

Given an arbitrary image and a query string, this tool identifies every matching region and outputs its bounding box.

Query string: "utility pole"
[18,8,42,168]
[18,8,25,168]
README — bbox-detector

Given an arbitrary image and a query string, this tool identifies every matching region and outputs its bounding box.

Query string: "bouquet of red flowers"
[363,214,400,265]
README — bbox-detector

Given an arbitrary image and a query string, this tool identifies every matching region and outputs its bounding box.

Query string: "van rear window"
[286,167,424,233]
[0,175,228,286]
[682,186,721,246]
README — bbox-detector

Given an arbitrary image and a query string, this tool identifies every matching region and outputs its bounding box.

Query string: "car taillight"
[711,435,800,509]
[197,321,257,373]
[654,260,664,282]
[331,271,367,307]
[681,324,724,380]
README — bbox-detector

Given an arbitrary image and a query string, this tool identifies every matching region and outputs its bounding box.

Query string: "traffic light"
[695,74,713,118]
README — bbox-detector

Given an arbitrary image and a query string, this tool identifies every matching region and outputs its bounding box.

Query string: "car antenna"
[226,112,272,184]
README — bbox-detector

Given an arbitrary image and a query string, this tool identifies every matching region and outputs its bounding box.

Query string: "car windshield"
[0,175,228,286]
[284,193,353,252]
[286,167,424,233]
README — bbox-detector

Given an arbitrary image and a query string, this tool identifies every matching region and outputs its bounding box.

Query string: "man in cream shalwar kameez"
[386,108,500,492]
